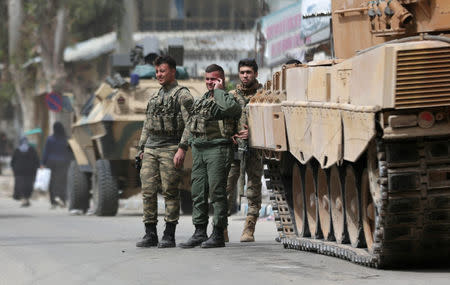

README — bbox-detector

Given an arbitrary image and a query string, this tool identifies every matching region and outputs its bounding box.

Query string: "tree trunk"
[8,0,34,132]
[41,6,67,92]
[7,0,21,55]
[38,4,69,128]
[117,0,136,54]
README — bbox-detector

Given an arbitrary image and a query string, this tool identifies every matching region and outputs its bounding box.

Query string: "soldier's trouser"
[141,145,182,224]
[226,150,263,217]
[191,144,233,228]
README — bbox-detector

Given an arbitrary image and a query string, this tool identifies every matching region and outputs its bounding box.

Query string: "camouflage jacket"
[139,81,194,151]
[230,80,263,132]
[188,89,241,147]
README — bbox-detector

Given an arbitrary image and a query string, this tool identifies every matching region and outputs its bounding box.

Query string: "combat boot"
[158,222,176,248]
[179,224,208,248]
[201,226,225,248]
[224,227,229,243]
[136,223,158,247]
[240,216,257,242]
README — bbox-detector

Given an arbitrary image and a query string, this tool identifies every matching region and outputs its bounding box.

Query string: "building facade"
[138,0,261,31]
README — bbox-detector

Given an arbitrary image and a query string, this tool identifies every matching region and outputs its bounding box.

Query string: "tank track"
[265,137,450,268]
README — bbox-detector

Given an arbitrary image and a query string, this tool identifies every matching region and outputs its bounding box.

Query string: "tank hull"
[249,40,450,267]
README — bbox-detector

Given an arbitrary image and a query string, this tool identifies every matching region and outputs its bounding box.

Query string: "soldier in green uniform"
[136,55,194,248]
[179,64,241,248]
[227,59,263,242]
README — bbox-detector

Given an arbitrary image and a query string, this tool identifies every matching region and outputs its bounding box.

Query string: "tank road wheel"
[330,165,346,243]
[361,168,376,252]
[67,160,90,213]
[344,165,364,248]
[364,143,381,253]
[93,159,119,216]
[292,163,308,237]
[305,162,321,239]
[317,168,333,241]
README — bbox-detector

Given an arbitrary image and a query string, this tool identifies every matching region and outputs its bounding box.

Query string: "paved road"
[1,175,449,285]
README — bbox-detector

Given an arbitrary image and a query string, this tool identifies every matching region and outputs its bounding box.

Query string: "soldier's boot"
[158,222,177,248]
[240,216,257,242]
[224,227,229,243]
[136,223,158,247]
[201,226,225,248]
[179,224,208,248]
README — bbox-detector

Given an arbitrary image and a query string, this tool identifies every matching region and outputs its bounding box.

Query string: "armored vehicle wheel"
[344,165,364,248]
[67,160,90,212]
[305,162,321,239]
[292,163,308,236]
[330,165,346,243]
[180,190,193,214]
[93,159,119,216]
[317,168,333,241]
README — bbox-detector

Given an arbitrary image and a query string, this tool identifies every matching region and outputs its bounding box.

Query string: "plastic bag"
[34,168,51,192]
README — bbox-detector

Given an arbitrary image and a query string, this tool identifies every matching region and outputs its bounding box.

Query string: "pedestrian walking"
[41,122,73,208]
[180,64,241,248]
[10,136,40,207]
[136,55,194,248]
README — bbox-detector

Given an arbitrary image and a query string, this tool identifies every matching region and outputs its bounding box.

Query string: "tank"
[67,74,205,216]
[249,0,450,268]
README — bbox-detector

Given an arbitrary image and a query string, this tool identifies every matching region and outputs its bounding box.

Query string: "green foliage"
[23,0,124,45]
[0,82,16,103]
[225,81,235,92]
[67,0,124,43]
[0,0,8,62]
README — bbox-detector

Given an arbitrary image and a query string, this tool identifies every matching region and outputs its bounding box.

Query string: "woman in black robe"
[41,122,73,208]
[10,137,40,207]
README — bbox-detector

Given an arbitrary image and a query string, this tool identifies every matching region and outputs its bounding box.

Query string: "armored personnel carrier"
[67,74,204,216]
[250,0,450,267]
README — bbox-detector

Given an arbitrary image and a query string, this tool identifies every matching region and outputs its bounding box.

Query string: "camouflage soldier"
[227,59,263,242]
[136,55,194,248]
[179,64,241,248]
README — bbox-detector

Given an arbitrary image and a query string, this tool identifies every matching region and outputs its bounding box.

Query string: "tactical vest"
[189,95,237,140]
[146,85,187,136]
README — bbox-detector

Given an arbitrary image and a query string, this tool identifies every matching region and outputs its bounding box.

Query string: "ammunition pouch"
[148,129,183,137]
[190,118,236,141]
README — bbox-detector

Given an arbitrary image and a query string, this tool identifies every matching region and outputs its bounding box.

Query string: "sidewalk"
[0,168,14,199]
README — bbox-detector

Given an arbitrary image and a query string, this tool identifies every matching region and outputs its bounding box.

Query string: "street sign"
[45,92,63,112]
